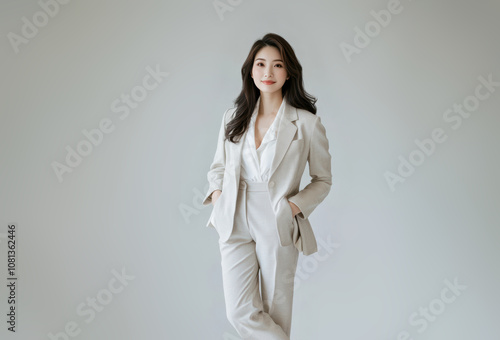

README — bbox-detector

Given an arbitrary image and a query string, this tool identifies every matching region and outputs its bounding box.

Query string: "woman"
[202,33,332,339]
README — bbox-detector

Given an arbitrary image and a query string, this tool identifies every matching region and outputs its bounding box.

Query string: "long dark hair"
[225,33,317,143]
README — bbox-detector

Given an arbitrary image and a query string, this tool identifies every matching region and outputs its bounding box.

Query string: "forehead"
[254,46,282,60]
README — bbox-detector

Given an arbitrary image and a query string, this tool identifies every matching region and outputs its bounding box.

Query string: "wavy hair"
[225,33,317,143]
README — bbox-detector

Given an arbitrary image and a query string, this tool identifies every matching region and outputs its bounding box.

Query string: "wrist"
[288,200,300,216]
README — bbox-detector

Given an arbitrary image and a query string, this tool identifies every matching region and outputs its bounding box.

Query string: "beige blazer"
[202,100,332,256]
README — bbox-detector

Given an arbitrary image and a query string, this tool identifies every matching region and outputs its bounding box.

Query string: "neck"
[258,92,283,117]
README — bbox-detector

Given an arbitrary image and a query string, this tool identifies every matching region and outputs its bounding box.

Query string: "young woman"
[202,33,332,339]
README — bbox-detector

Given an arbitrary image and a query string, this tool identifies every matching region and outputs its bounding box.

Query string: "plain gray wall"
[1,0,499,339]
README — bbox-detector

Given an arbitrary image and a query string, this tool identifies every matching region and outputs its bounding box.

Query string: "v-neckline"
[252,96,284,150]
[254,114,277,150]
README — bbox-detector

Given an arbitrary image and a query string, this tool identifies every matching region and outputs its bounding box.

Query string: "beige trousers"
[215,180,299,339]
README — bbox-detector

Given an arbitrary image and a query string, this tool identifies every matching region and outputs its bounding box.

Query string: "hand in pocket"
[212,190,222,206]
[287,200,300,218]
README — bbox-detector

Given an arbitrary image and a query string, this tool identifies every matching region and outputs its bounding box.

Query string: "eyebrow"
[255,58,283,62]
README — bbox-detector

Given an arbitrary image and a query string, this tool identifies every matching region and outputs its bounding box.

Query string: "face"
[251,46,289,94]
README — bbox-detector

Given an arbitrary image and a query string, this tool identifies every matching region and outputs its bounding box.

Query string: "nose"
[265,66,273,78]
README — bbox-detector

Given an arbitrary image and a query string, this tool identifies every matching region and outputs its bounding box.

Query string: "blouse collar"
[249,96,286,143]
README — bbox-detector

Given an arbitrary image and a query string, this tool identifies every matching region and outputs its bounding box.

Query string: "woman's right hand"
[211,190,222,205]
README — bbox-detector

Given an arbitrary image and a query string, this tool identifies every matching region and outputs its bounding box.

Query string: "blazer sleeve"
[202,108,230,206]
[287,115,332,219]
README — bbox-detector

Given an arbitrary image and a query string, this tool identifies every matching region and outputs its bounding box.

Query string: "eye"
[275,64,283,68]
[256,62,264,66]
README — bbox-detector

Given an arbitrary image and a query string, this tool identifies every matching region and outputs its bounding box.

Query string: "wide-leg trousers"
[215,180,299,340]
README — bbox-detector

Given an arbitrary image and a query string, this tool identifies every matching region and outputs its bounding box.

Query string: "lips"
[262,81,275,85]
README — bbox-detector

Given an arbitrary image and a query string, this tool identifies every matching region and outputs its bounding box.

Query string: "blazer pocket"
[210,192,224,229]
[285,199,295,225]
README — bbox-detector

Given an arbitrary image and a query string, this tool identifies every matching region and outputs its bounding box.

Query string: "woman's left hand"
[288,200,301,217]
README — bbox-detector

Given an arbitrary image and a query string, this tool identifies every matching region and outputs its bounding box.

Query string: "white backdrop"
[1,0,499,339]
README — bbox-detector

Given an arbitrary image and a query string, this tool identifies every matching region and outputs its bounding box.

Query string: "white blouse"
[240,96,286,183]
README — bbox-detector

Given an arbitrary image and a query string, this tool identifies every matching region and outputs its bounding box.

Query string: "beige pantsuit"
[204,100,332,338]
[216,180,299,339]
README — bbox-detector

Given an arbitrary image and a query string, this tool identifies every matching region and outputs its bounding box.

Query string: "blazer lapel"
[270,100,298,178]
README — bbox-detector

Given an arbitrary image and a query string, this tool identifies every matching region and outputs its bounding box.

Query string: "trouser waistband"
[239,180,268,192]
